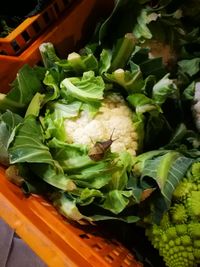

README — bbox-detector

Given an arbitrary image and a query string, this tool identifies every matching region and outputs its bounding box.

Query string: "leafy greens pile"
[0,0,200,228]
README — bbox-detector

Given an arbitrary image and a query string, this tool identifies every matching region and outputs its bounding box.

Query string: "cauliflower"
[64,93,138,155]
[146,40,177,66]
[192,82,200,132]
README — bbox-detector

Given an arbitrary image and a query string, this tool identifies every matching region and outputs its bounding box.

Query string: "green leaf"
[90,214,139,223]
[101,190,133,214]
[161,156,194,204]
[39,42,60,68]
[8,116,54,165]
[0,65,42,114]
[70,161,115,189]
[48,138,90,171]
[182,81,196,100]
[48,138,117,189]
[132,150,168,176]
[25,93,45,118]
[0,110,23,166]
[40,111,67,142]
[141,151,194,206]
[127,174,150,203]
[30,163,76,191]
[127,93,160,151]
[107,151,134,190]
[99,0,141,45]
[152,74,178,105]
[127,93,162,114]
[133,9,154,40]
[99,49,112,75]
[104,63,144,94]
[178,58,200,77]
[139,57,166,79]
[42,70,62,103]
[165,123,188,147]
[47,101,82,119]
[78,188,103,206]
[51,192,93,222]
[109,33,137,71]
[56,52,98,75]
[60,71,105,103]
[81,102,101,118]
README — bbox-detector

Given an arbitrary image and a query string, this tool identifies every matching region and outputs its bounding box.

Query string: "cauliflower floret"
[192,82,200,132]
[64,93,138,155]
[142,40,177,67]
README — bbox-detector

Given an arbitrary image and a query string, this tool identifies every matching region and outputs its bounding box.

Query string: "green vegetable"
[39,42,60,68]
[145,162,200,267]
[109,33,137,72]
[0,110,23,166]
[60,71,105,103]
[0,3,200,265]
[0,65,43,114]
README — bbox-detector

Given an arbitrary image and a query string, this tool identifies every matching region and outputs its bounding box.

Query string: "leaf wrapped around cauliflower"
[0,38,194,224]
[1,64,143,222]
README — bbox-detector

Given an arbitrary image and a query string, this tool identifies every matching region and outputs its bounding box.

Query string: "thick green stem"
[39,42,60,68]
[0,93,24,113]
[110,33,137,72]
[25,92,45,118]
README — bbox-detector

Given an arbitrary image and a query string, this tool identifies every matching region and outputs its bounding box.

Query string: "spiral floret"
[145,162,200,267]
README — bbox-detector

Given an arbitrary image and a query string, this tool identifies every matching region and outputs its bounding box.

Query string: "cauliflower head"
[64,93,138,155]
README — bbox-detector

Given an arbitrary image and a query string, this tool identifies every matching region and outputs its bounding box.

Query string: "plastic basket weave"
[0,0,113,93]
[0,167,143,267]
[0,0,73,56]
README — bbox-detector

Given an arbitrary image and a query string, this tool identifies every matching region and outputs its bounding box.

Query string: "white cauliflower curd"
[192,82,200,132]
[64,93,138,155]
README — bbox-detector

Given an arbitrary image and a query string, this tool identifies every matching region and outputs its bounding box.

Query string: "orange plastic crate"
[0,0,113,93]
[0,167,143,267]
[0,1,143,266]
[0,0,73,56]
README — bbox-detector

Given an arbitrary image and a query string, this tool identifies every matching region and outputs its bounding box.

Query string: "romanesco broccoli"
[145,162,200,267]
